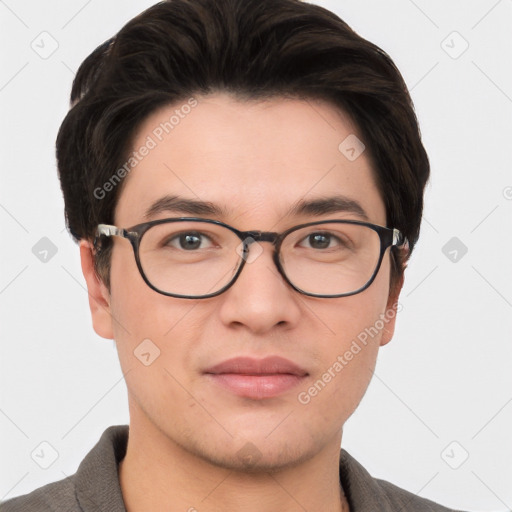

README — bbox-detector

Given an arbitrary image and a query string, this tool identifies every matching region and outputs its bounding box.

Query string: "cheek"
[319,253,392,351]
[299,258,392,416]
[107,252,208,420]
[107,245,197,372]
[292,320,379,443]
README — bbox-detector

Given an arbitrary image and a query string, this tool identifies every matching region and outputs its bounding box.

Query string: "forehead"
[114,93,386,228]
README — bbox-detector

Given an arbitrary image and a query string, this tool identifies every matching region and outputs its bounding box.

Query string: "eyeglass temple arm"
[96,224,125,237]
[94,224,126,250]
[392,228,408,248]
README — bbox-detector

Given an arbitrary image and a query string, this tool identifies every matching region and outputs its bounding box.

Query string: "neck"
[119,410,350,512]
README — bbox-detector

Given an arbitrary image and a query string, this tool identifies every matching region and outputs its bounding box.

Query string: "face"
[83,92,401,471]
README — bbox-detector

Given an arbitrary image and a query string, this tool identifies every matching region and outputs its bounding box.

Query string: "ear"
[79,240,114,340]
[379,271,404,347]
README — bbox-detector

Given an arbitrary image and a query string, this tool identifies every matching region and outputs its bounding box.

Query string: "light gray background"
[1,0,511,510]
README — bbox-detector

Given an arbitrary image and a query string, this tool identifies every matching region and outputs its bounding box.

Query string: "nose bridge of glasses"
[242,231,279,245]
[236,230,285,286]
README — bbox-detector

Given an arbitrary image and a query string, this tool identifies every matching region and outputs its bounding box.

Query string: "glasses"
[94,218,406,299]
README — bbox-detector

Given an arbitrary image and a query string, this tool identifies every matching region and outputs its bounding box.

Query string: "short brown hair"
[56,0,429,294]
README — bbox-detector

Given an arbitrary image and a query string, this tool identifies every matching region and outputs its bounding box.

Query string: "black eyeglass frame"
[94,217,406,299]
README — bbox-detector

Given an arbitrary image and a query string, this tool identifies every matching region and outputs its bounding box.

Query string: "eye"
[300,232,343,250]
[166,231,213,250]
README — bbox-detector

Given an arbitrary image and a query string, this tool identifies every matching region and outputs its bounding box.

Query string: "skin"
[80,93,404,512]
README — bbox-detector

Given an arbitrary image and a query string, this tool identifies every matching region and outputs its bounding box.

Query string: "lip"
[204,356,309,400]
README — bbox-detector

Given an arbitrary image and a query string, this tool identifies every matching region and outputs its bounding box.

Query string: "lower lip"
[206,373,306,399]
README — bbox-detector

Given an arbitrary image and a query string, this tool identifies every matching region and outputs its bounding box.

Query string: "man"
[2,0,466,510]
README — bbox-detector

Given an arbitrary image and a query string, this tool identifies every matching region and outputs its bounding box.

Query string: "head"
[57,0,429,470]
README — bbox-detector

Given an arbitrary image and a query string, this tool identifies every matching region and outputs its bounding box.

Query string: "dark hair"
[56,0,429,295]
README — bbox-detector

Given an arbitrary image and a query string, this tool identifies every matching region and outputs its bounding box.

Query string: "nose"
[217,240,302,335]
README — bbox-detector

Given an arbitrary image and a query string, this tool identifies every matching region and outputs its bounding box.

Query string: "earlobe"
[79,240,114,340]
[380,272,404,347]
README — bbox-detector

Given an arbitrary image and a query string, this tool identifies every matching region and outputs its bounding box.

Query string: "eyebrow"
[288,196,369,221]
[143,195,227,219]
[143,194,369,222]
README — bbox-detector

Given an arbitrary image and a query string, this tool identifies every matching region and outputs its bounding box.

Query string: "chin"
[196,440,318,473]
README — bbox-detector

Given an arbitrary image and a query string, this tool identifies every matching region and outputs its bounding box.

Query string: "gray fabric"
[339,449,463,511]
[1,425,464,511]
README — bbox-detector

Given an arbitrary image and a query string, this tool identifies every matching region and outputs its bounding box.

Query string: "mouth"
[204,356,309,400]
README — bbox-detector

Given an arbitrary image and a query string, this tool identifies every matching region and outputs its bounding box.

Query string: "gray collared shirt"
[1,425,464,511]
